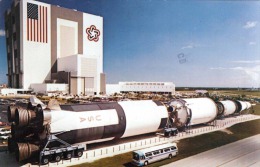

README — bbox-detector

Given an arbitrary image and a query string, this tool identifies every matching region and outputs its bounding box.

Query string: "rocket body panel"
[49,109,119,133]
[220,100,236,116]
[60,103,102,112]
[54,102,126,144]
[233,100,242,113]
[169,98,218,128]
[183,98,218,125]
[238,101,247,111]
[245,102,252,109]
[119,100,168,138]
[46,100,167,144]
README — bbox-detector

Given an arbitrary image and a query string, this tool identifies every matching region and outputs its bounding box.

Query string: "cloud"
[181,44,194,49]
[243,21,257,29]
[209,67,226,70]
[210,67,244,70]
[0,29,5,36]
[235,66,260,83]
[210,65,260,85]
[249,42,256,45]
[181,43,200,50]
[232,60,260,64]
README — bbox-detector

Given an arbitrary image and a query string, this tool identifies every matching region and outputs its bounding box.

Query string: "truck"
[163,127,178,137]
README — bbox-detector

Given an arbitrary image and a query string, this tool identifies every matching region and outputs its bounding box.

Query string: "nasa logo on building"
[86,25,100,42]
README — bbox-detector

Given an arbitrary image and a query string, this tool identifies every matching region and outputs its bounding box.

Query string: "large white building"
[5,0,105,95]
[106,82,175,95]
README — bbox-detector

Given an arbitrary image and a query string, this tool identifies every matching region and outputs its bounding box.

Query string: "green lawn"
[209,90,260,98]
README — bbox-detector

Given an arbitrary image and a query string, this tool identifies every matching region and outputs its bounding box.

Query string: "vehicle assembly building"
[5,0,105,95]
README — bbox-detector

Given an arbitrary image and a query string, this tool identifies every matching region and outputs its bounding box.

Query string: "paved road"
[162,134,260,167]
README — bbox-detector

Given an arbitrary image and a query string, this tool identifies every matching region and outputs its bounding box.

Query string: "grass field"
[72,101,260,167]
[209,90,260,98]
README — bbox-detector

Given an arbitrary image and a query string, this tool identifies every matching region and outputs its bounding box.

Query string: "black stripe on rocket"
[56,102,126,144]
[233,100,242,113]
[153,100,168,129]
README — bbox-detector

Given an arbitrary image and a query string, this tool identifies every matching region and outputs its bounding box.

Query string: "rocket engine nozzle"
[14,107,44,128]
[7,106,16,122]
[15,143,40,162]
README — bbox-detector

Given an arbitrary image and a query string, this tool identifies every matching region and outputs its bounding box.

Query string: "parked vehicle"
[0,122,8,126]
[0,135,9,140]
[0,127,11,135]
[0,127,11,131]
[164,127,178,137]
[132,143,178,166]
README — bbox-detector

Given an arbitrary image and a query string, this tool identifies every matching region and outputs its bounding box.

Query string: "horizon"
[0,0,260,88]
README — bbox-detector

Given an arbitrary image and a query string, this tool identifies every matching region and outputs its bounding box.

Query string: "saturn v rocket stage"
[167,98,252,129]
[7,97,252,162]
[7,100,168,161]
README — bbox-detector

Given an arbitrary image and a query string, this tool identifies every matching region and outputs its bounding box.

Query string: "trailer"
[39,135,84,165]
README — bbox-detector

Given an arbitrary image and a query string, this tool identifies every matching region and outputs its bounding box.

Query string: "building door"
[70,78,77,95]
[85,77,94,95]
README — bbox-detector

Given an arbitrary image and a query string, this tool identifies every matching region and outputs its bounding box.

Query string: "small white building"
[106,84,121,95]
[0,88,31,95]
[106,82,175,95]
[30,83,69,95]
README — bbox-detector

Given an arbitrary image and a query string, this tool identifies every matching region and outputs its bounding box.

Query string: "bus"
[132,143,178,166]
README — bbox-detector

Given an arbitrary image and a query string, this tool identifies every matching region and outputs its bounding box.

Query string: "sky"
[0,0,260,88]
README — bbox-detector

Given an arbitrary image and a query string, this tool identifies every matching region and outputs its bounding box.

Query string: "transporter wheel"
[169,154,172,159]
[55,155,61,162]
[76,150,83,157]
[65,152,72,159]
[77,151,83,157]
[144,161,148,166]
[41,156,49,165]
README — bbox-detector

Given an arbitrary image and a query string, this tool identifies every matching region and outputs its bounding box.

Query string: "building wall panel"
[22,0,51,89]
[51,5,83,73]
[59,25,76,58]
[81,58,97,77]
[70,77,77,95]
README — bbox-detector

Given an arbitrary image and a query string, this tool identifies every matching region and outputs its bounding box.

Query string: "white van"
[132,143,178,166]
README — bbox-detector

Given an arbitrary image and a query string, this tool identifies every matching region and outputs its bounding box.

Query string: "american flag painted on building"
[27,3,47,43]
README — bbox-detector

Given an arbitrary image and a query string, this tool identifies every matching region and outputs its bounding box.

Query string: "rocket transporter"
[6,97,252,164]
